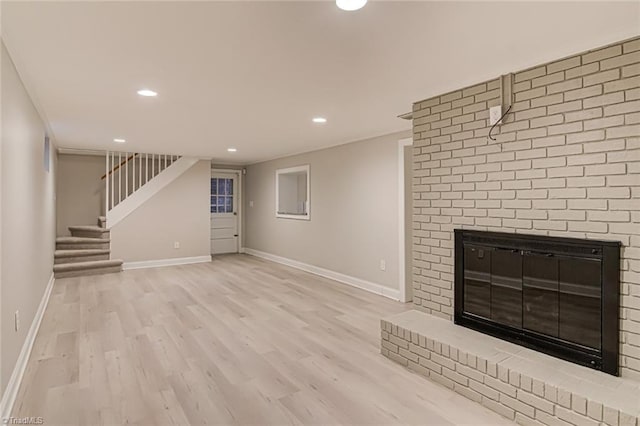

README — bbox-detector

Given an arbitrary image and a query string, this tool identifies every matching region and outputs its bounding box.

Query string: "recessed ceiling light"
[312,117,327,123]
[227,148,237,152]
[336,0,367,11]
[113,138,126,143]
[137,89,158,97]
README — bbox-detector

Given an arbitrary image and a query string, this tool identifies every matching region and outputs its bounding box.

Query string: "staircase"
[104,151,197,228]
[53,150,196,278]
[54,217,123,278]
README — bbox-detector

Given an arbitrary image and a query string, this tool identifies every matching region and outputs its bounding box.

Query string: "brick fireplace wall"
[411,36,640,379]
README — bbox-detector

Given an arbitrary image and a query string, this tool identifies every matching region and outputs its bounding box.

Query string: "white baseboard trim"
[0,272,55,420]
[123,255,212,270]
[243,248,400,301]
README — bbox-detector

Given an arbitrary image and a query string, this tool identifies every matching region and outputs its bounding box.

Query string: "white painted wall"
[244,131,410,291]
[56,153,104,235]
[110,160,210,263]
[1,42,56,393]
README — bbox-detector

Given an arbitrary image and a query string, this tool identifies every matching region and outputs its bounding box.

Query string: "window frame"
[275,164,310,221]
[210,176,235,214]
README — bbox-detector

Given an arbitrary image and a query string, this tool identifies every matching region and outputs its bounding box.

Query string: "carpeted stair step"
[69,225,110,239]
[54,259,123,278]
[98,216,107,229]
[56,236,110,250]
[54,249,110,264]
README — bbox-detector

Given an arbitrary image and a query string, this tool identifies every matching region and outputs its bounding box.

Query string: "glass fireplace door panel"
[523,254,559,337]
[491,249,523,328]
[559,257,602,350]
[463,245,491,319]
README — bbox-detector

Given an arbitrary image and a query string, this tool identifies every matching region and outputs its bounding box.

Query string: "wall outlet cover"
[489,105,503,126]
[174,241,180,249]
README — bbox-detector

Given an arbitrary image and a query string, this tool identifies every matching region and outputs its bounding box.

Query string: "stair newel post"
[133,152,136,193]
[118,152,122,204]
[125,152,129,199]
[139,151,142,187]
[111,151,114,212]
[105,151,110,214]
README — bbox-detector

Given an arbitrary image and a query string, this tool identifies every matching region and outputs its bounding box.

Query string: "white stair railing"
[103,151,181,213]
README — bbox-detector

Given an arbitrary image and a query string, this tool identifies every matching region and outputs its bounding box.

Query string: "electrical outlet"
[174,241,180,249]
[380,259,386,271]
[489,105,503,126]
[249,201,254,207]
[15,310,19,332]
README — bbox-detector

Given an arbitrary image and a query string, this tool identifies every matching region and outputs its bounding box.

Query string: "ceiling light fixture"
[113,138,126,143]
[312,117,327,123]
[227,148,237,152]
[137,89,158,97]
[336,0,367,11]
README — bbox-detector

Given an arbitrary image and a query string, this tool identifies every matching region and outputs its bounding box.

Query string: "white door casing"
[399,138,413,303]
[211,171,240,254]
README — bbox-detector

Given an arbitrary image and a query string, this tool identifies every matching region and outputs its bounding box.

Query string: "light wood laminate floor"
[14,254,513,425]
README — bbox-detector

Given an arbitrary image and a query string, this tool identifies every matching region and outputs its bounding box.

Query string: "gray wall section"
[1,42,57,393]
[244,131,410,290]
[57,154,104,235]
[110,160,211,263]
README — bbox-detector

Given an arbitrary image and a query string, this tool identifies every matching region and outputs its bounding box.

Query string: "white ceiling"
[2,1,639,164]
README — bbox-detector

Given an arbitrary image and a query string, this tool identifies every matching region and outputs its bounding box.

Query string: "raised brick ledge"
[381,310,640,426]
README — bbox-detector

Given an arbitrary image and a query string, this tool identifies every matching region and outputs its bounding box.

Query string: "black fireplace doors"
[454,230,620,375]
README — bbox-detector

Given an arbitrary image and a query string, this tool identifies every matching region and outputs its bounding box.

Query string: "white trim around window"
[275,164,310,220]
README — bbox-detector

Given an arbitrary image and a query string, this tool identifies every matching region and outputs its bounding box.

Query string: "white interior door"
[211,172,239,254]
